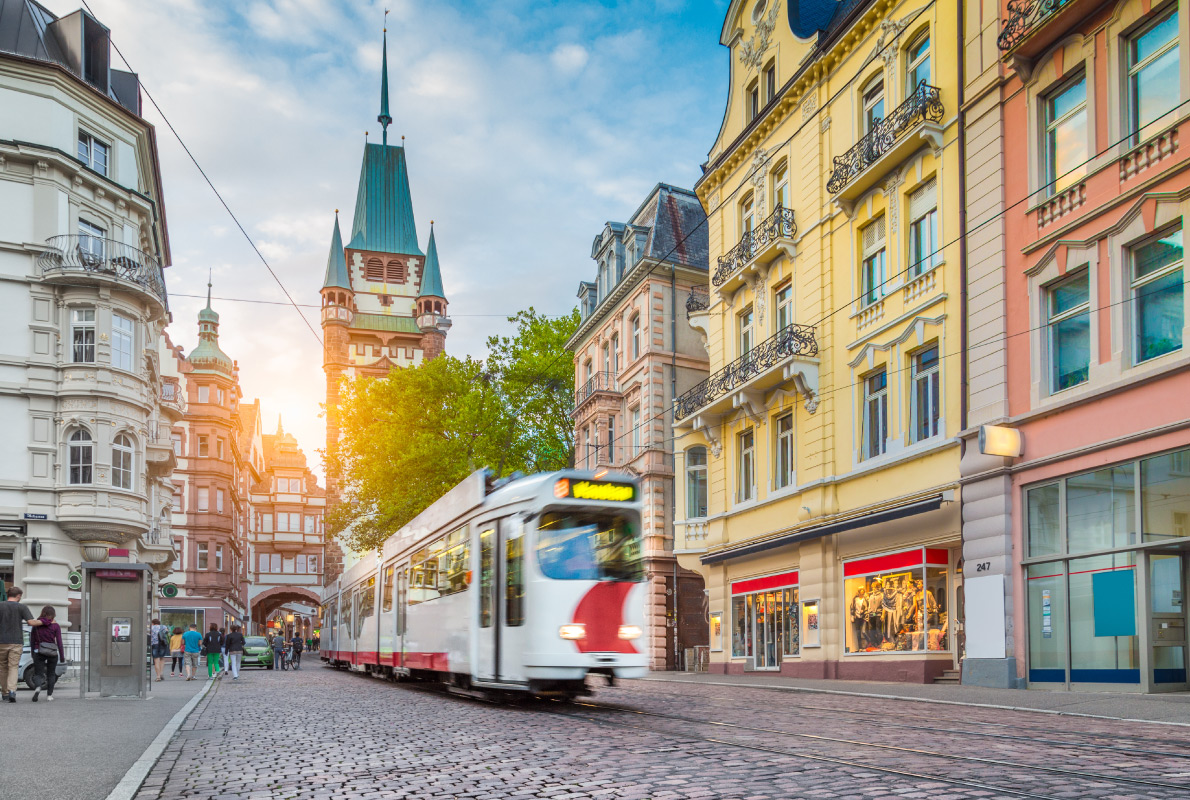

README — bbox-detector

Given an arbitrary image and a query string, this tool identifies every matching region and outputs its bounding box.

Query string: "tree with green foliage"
[325,307,580,553]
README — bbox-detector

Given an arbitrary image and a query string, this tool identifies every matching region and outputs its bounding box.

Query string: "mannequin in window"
[865,579,885,649]
[849,588,868,652]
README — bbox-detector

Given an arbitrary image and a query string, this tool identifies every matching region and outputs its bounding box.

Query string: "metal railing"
[997,0,1069,51]
[675,323,817,420]
[826,82,944,195]
[686,287,709,318]
[160,381,186,414]
[574,371,619,408]
[712,206,796,287]
[38,235,168,310]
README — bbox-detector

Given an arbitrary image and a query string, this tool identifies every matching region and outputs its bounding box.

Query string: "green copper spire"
[322,212,351,290]
[191,272,233,375]
[378,26,392,146]
[419,222,445,298]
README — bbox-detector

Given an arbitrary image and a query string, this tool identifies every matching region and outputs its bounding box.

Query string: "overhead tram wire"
[79,0,322,346]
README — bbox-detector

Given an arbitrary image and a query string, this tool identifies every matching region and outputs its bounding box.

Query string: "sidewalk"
[644,671,1190,724]
[0,673,210,800]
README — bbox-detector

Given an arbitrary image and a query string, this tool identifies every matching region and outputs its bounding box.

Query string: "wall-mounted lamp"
[979,425,1023,458]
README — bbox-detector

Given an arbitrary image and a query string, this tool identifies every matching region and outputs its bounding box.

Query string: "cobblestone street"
[132,666,1190,800]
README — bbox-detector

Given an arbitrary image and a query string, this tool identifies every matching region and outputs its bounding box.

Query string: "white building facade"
[0,3,177,625]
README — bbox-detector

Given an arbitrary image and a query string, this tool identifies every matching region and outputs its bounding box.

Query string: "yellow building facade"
[674,0,963,682]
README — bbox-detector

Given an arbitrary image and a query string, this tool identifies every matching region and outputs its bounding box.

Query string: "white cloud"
[550,43,589,74]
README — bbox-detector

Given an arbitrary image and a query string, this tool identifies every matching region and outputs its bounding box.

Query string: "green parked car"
[242,636,273,669]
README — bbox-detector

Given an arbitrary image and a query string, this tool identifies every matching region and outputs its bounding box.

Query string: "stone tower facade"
[320,30,450,582]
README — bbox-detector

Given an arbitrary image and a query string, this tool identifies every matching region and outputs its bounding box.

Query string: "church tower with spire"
[320,25,451,580]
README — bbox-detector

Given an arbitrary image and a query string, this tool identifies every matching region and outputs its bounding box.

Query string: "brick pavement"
[133,666,1190,800]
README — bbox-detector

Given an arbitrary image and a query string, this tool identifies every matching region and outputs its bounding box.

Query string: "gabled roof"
[418,224,444,298]
[346,142,422,257]
[322,213,350,290]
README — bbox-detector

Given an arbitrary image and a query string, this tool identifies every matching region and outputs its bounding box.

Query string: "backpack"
[157,626,169,648]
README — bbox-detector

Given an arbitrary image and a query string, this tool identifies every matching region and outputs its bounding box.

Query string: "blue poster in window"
[1092,569,1137,638]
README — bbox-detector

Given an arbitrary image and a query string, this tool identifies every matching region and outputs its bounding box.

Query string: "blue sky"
[51,0,732,475]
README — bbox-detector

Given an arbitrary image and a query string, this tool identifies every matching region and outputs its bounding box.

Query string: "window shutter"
[909,178,937,220]
[863,215,886,255]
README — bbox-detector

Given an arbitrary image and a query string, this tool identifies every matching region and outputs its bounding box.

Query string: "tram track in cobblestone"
[621,681,1190,758]
[537,697,1190,799]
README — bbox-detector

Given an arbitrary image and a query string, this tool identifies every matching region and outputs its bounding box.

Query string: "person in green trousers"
[201,623,224,679]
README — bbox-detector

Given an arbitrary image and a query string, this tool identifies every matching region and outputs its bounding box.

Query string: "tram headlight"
[558,624,586,640]
[617,625,643,640]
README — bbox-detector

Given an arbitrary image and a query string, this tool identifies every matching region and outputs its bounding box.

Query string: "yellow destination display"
[554,479,636,502]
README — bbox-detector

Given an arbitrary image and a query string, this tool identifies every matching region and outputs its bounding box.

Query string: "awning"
[700,494,948,565]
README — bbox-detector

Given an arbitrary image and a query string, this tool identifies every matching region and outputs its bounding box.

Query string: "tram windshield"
[536,512,643,581]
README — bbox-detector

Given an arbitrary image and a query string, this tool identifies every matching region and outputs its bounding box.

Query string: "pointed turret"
[322,213,351,290]
[190,275,234,376]
[418,223,445,299]
[416,222,450,361]
[378,28,392,145]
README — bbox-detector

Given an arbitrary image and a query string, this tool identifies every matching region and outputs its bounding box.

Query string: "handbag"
[37,639,58,657]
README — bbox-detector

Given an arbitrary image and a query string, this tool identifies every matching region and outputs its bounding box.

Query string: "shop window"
[910,345,940,442]
[1047,270,1091,392]
[1068,553,1138,683]
[1027,483,1061,557]
[737,428,755,502]
[112,314,134,372]
[861,369,888,459]
[686,446,708,518]
[1026,561,1067,682]
[0,548,15,595]
[774,413,794,489]
[907,180,939,278]
[1130,227,1183,364]
[843,549,949,654]
[1142,447,1190,542]
[905,33,929,95]
[1126,8,1179,144]
[1066,463,1135,554]
[112,434,133,490]
[1043,74,1087,196]
[730,573,799,665]
[860,216,886,307]
[71,308,95,363]
[68,429,93,485]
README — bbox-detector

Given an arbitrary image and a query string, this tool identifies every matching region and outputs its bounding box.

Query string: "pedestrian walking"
[0,586,43,703]
[29,605,64,702]
[224,625,245,680]
[150,617,169,682]
[218,626,228,675]
[201,624,223,679]
[290,633,304,670]
[272,633,286,671]
[182,623,202,680]
[169,626,184,677]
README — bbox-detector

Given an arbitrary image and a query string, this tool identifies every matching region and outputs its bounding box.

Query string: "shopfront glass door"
[1150,553,1187,689]
[752,591,782,669]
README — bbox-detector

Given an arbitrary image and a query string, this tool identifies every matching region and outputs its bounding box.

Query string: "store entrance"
[1149,552,1187,692]
[751,591,782,670]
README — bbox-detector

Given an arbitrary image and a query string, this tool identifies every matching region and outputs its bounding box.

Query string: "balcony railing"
[574,370,619,409]
[160,381,186,414]
[826,83,944,195]
[675,323,818,420]
[38,235,168,310]
[997,0,1069,51]
[686,287,709,318]
[712,206,796,287]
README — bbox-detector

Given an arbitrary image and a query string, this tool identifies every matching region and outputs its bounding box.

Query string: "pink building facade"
[962,0,1190,691]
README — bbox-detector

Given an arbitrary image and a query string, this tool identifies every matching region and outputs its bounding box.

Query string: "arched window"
[386,260,406,283]
[112,434,134,490]
[365,258,384,281]
[686,446,708,518]
[69,429,92,485]
[861,75,885,133]
[434,301,442,313]
[906,33,930,96]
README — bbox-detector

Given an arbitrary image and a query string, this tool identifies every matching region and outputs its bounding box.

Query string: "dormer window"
[78,132,109,176]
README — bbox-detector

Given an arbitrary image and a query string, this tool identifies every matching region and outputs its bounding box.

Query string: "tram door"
[475,517,527,684]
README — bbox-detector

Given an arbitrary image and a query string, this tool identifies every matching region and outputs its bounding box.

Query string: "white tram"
[320,469,647,696]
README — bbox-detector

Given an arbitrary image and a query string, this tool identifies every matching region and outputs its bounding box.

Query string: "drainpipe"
[957,0,969,434]
[670,263,679,672]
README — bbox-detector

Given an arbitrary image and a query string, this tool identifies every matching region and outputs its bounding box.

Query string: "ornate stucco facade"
[674,0,963,682]
[568,183,711,670]
[0,1,176,626]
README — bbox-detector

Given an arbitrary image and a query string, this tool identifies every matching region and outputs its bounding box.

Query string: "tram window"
[506,532,525,627]
[361,577,376,621]
[480,527,494,628]
[352,590,362,639]
[536,513,643,581]
[396,568,407,635]
[382,566,394,612]
[439,526,470,597]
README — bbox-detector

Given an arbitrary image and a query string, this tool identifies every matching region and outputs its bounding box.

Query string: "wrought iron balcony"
[675,323,817,421]
[826,82,944,196]
[686,287,709,318]
[160,381,186,415]
[712,206,796,288]
[998,0,1069,52]
[37,235,168,311]
[574,370,619,410]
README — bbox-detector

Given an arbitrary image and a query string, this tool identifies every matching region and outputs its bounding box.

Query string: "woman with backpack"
[30,605,64,702]
[150,617,169,681]
[201,623,224,679]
